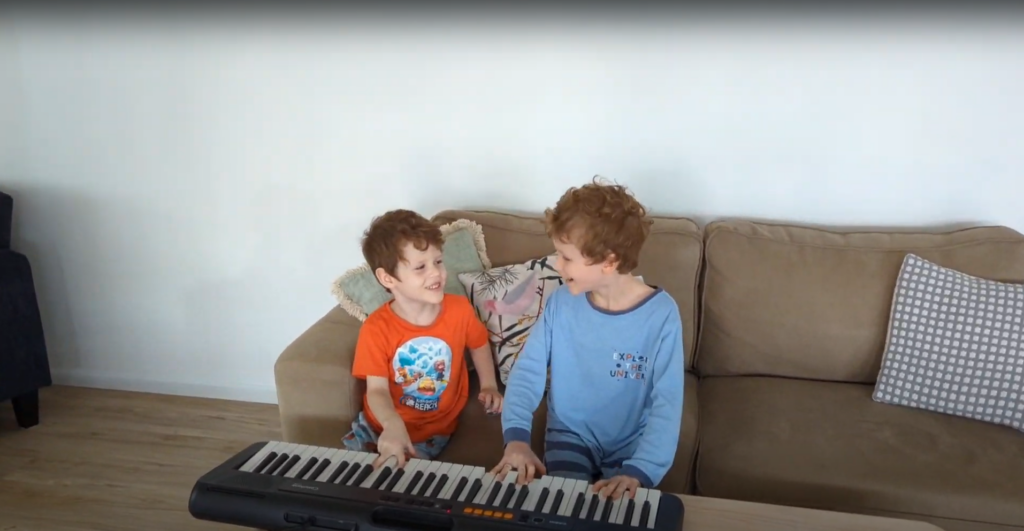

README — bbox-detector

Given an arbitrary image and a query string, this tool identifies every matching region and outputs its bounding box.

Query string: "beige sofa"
[275,209,1024,531]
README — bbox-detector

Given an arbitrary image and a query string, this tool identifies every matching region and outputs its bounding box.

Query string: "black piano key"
[499,483,516,507]
[371,467,393,489]
[353,464,374,485]
[548,490,564,514]
[450,477,469,500]
[623,499,636,525]
[513,486,530,510]
[339,463,361,484]
[585,494,599,520]
[416,472,437,497]
[600,499,614,522]
[639,500,651,526]
[276,454,303,476]
[384,468,405,491]
[295,457,319,480]
[252,451,278,474]
[263,453,289,475]
[309,459,331,480]
[403,471,424,494]
[429,475,448,498]
[327,461,350,483]
[570,492,585,518]
[464,478,483,502]
[535,488,550,513]
[486,482,502,505]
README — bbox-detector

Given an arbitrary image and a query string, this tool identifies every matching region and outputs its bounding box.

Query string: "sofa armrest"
[274,305,364,447]
[0,250,52,402]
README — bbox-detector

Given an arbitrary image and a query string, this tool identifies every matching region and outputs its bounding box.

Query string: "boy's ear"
[601,253,620,274]
[375,267,399,289]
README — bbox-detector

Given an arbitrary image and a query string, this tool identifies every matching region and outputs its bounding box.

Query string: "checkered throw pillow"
[873,254,1024,431]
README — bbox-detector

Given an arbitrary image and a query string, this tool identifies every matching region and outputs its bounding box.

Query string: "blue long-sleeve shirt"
[501,284,685,488]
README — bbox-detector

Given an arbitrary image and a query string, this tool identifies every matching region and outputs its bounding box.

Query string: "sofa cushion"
[697,375,1024,527]
[697,220,1024,382]
[436,372,700,494]
[432,209,704,370]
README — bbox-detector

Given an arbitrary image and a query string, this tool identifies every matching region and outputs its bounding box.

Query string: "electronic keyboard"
[189,441,685,531]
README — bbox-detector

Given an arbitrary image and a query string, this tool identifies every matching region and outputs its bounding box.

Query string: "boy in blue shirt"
[493,178,685,502]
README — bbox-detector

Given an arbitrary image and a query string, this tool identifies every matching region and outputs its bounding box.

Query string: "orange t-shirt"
[352,294,489,443]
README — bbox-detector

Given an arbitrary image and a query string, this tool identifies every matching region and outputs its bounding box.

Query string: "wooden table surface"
[0,385,941,531]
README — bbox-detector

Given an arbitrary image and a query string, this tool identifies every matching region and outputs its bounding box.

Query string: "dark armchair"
[0,191,51,428]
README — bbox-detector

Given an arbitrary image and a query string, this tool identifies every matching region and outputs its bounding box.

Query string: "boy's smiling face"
[378,241,447,305]
[552,236,616,296]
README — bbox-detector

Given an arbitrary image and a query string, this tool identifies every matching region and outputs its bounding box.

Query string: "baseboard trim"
[50,369,279,404]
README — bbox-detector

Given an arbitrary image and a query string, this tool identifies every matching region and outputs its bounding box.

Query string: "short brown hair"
[545,176,652,273]
[362,209,444,281]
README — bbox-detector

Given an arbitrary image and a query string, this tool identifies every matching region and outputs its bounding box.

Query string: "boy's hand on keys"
[491,441,545,485]
[374,422,417,469]
[593,475,640,500]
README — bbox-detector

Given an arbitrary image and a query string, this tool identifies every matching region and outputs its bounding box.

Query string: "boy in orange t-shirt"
[343,209,502,468]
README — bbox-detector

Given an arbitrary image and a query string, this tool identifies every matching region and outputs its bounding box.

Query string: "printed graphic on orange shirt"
[393,336,452,412]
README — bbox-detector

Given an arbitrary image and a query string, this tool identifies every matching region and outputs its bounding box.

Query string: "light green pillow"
[331,219,491,321]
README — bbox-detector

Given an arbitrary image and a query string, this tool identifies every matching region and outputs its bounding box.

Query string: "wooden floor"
[0,385,282,531]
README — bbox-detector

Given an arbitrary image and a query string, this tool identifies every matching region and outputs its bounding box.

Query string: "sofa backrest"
[695,220,1024,383]
[432,209,704,370]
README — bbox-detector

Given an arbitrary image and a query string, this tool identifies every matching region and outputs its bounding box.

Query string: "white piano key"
[456,467,485,502]
[522,475,551,511]
[578,488,598,520]
[330,451,365,484]
[630,489,650,527]
[309,450,346,484]
[493,472,517,507]
[306,447,332,476]
[391,459,426,492]
[412,461,442,495]
[645,490,661,529]
[505,475,527,509]
[609,494,628,524]
[360,456,397,487]
[425,463,453,495]
[559,479,587,516]
[541,477,564,513]
[265,443,299,473]
[313,450,350,482]
[293,446,329,480]
[343,453,375,485]
[240,441,280,472]
[590,494,608,521]
[284,446,318,478]
[438,464,465,499]
[472,472,497,504]
[475,473,503,505]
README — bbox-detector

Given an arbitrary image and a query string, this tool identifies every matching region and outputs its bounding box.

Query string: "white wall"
[2,11,1023,404]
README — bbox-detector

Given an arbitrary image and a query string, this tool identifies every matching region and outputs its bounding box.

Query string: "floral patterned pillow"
[457,254,563,385]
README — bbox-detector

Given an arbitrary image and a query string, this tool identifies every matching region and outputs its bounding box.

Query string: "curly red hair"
[362,209,443,281]
[544,176,652,273]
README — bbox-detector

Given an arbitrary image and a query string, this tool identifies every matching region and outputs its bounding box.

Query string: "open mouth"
[426,283,442,291]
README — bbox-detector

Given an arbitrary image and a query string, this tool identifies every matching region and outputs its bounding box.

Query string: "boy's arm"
[365,376,403,429]
[461,298,500,391]
[500,294,556,446]
[618,314,685,488]
[352,318,403,429]
[469,344,499,391]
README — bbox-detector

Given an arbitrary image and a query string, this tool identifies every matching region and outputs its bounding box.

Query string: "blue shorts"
[341,411,450,461]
